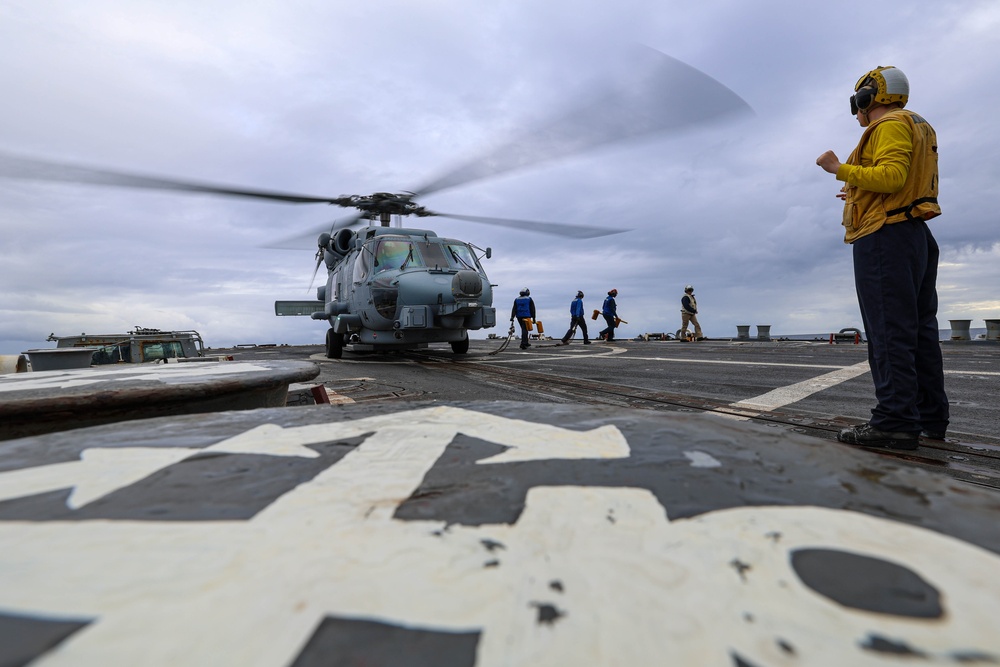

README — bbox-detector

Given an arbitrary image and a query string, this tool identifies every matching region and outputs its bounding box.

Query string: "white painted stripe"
[484,352,849,370]
[944,369,1000,377]
[588,355,850,370]
[729,361,872,412]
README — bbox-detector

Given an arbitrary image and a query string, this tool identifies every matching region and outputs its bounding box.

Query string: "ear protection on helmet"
[850,82,877,115]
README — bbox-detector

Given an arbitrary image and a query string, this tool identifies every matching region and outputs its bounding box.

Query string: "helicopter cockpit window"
[414,241,449,270]
[446,244,480,271]
[374,240,418,273]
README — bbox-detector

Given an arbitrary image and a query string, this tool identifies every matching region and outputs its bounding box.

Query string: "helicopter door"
[353,243,373,283]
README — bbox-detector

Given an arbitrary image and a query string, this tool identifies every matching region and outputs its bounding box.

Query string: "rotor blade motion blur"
[413,46,753,198]
[0,152,340,204]
[433,212,626,239]
[263,213,365,250]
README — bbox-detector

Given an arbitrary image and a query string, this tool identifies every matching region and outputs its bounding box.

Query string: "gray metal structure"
[47,327,206,365]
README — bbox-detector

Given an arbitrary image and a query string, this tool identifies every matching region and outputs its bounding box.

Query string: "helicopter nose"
[452,270,483,298]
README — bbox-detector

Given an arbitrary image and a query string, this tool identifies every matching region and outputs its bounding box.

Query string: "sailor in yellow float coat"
[816,65,948,450]
[838,107,941,243]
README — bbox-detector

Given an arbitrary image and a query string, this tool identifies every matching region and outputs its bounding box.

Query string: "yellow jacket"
[836,108,941,244]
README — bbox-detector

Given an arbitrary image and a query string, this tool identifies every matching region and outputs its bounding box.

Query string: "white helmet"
[851,66,909,114]
[685,284,694,292]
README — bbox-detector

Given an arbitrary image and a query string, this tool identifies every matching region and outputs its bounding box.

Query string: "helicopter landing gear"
[325,328,344,359]
[451,334,470,355]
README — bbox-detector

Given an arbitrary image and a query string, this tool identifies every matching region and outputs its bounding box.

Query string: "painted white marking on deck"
[683,451,721,468]
[944,369,1000,377]
[484,347,627,363]
[0,363,272,392]
[0,425,350,510]
[0,448,197,509]
[708,360,871,422]
[730,361,871,412]
[1,406,998,665]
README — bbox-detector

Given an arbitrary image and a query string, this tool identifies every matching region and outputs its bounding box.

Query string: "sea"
[780,327,991,342]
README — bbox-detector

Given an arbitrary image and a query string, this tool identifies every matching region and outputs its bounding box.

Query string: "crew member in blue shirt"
[599,289,619,341]
[510,288,536,350]
[560,290,591,345]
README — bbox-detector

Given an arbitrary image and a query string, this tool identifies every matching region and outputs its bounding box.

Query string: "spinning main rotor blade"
[412,46,753,198]
[432,212,626,239]
[0,46,750,248]
[263,214,364,250]
[0,152,340,204]
[267,210,623,242]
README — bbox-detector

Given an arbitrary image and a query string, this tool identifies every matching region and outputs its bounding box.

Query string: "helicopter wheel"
[450,334,470,355]
[325,328,344,359]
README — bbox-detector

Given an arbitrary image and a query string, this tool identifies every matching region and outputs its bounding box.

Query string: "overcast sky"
[2,0,998,354]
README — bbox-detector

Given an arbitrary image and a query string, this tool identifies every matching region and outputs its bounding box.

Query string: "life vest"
[603,296,616,316]
[681,294,697,314]
[842,109,941,243]
[514,296,533,318]
[570,298,584,318]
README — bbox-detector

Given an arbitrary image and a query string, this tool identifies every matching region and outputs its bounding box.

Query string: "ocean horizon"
[779,327,991,342]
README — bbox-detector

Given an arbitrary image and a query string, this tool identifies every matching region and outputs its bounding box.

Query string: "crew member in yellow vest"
[816,65,948,450]
[679,284,703,341]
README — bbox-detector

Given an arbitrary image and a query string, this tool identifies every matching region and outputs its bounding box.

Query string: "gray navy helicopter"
[0,47,751,359]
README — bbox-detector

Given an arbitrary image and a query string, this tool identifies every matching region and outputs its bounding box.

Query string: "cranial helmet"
[520,288,530,296]
[685,284,694,292]
[609,289,618,296]
[851,66,909,115]
[577,290,585,298]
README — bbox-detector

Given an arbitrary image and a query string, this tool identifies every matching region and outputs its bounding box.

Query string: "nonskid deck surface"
[3,339,1000,666]
[232,337,1000,489]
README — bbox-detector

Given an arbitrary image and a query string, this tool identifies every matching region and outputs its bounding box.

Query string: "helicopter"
[286,219,497,358]
[0,47,751,359]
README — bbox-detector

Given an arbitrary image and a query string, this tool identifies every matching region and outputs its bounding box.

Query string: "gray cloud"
[2,0,998,352]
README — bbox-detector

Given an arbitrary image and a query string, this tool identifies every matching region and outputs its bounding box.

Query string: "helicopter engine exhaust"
[320,228,356,264]
[331,229,354,255]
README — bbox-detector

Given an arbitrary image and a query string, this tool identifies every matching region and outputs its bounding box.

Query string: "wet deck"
[242,337,1000,489]
[1,337,998,665]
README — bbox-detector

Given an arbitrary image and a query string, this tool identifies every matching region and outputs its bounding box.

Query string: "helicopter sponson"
[278,226,496,358]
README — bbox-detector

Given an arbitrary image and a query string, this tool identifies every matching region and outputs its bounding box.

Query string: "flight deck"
[2,336,999,665]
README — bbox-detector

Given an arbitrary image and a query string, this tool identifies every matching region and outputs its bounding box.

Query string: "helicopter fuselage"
[278,226,496,356]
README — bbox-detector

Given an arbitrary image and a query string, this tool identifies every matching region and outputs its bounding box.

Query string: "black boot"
[837,423,919,450]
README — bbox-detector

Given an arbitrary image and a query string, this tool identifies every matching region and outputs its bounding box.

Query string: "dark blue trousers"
[600,315,617,340]
[562,316,589,343]
[852,220,949,433]
[517,319,530,347]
